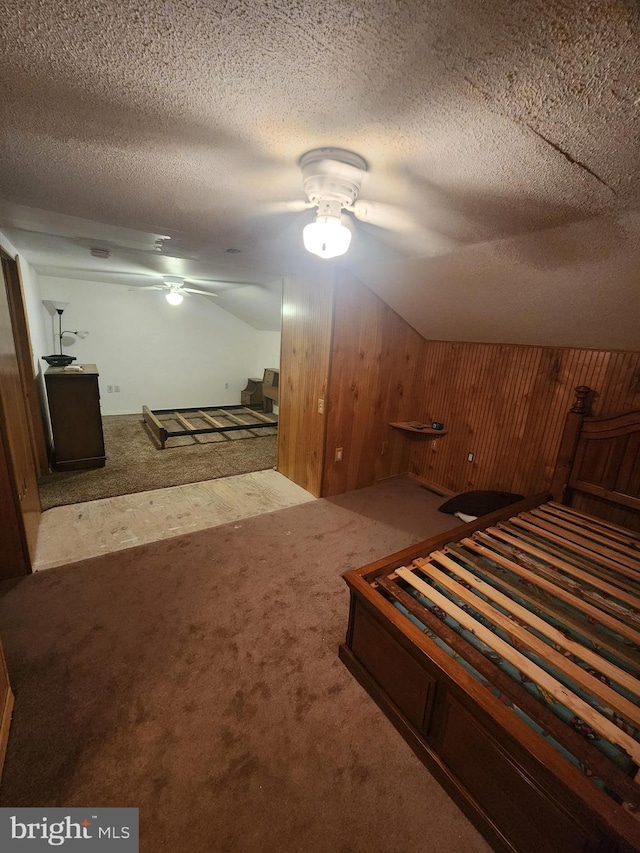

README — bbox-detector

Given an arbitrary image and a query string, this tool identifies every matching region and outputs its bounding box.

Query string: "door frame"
[0,251,49,475]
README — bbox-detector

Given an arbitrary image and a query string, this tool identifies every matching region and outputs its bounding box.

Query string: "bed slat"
[196,410,228,430]
[529,508,640,560]
[413,557,640,730]
[173,411,197,431]
[464,536,640,648]
[376,575,640,809]
[445,542,640,672]
[510,517,640,576]
[518,513,640,571]
[477,526,640,611]
[396,565,640,765]
[479,530,640,630]
[549,501,640,541]
[494,518,640,597]
[424,552,640,697]
[539,503,640,548]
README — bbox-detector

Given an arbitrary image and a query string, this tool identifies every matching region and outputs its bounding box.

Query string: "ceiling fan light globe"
[303,215,352,259]
[166,291,184,306]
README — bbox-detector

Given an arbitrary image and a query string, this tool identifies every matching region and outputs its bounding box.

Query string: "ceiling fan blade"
[256,199,314,216]
[352,203,458,257]
[182,287,220,296]
[184,278,259,289]
[351,199,418,234]
[128,285,163,291]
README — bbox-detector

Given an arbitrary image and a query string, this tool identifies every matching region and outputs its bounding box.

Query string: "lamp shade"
[303,214,352,259]
[166,290,184,306]
[42,300,70,316]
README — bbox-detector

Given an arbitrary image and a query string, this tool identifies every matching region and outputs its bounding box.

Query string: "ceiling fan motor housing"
[299,148,368,208]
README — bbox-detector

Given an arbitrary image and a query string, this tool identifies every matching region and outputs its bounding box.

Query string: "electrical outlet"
[107,385,113,393]
[335,446,343,462]
[381,440,389,456]
[114,385,120,393]
[468,451,475,462]
[318,398,324,414]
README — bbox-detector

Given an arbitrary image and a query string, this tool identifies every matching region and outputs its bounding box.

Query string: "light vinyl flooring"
[34,469,315,571]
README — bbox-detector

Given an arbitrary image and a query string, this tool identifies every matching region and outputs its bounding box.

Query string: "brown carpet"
[38,413,278,510]
[0,478,491,853]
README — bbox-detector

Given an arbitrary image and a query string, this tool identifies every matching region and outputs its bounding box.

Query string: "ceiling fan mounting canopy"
[299,148,368,208]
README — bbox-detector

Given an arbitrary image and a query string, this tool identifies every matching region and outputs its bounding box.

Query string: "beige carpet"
[0,477,490,853]
[38,413,278,510]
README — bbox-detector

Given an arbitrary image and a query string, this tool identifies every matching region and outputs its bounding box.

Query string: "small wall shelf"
[390,422,448,436]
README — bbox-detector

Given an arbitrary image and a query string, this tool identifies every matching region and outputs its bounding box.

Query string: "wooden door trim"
[0,251,49,475]
[0,248,40,574]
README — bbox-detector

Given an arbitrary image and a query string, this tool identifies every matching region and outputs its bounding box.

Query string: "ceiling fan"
[262,148,440,259]
[129,276,255,306]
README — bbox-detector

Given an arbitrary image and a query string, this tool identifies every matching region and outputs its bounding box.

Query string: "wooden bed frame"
[142,404,277,449]
[340,387,640,853]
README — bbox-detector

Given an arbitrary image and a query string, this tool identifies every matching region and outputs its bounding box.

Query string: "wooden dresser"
[45,364,106,471]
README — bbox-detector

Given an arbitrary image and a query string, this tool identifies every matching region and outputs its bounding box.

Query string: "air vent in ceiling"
[90,247,110,259]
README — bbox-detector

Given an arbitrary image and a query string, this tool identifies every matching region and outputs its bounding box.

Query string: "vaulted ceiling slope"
[0,0,638,348]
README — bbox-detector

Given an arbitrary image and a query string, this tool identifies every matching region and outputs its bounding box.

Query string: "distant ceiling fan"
[129,275,255,306]
[263,148,430,259]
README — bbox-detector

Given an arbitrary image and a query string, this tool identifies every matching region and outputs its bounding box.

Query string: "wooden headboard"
[551,385,640,532]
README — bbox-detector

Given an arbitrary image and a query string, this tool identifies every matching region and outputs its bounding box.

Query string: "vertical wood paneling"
[411,343,640,497]
[277,271,334,497]
[295,270,638,504]
[322,270,423,496]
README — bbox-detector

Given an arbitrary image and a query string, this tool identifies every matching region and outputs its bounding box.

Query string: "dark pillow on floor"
[438,490,524,517]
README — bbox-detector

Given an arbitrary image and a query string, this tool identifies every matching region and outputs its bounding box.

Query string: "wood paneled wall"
[277,271,334,497]
[314,270,639,502]
[323,269,424,496]
[411,344,640,496]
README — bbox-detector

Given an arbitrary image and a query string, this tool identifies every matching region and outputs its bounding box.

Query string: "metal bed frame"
[142,404,277,449]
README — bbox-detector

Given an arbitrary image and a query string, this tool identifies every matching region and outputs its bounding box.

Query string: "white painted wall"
[37,276,281,415]
[251,331,281,377]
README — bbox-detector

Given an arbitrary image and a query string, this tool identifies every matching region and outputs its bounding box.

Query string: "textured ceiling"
[0,0,639,344]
